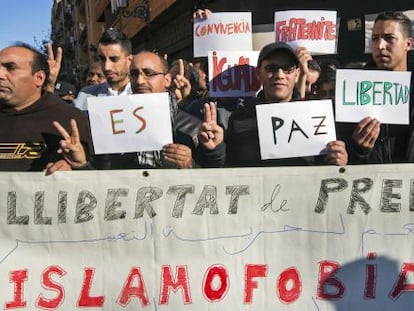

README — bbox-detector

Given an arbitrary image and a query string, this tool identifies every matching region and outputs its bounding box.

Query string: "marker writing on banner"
[211,52,260,93]
[275,17,336,42]
[342,80,410,106]
[110,107,147,135]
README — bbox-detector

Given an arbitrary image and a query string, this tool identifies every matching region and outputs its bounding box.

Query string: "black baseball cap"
[257,42,299,67]
[54,81,76,96]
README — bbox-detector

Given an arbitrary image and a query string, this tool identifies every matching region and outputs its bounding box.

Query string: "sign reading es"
[88,93,173,154]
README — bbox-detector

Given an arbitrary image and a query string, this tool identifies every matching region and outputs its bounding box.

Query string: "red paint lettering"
[5,269,28,309]
[36,265,66,309]
[203,265,229,302]
[77,268,105,307]
[277,267,302,304]
[132,106,146,134]
[244,264,267,304]
[110,109,125,135]
[317,260,345,300]
[390,263,414,300]
[159,265,191,305]
[117,267,150,307]
[364,252,377,299]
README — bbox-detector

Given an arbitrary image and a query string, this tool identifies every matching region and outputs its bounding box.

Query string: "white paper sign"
[256,100,336,160]
[208,50,260,97]
[193,12,252,57]
[335,69,411,124]
[88,93,173,154]
[274,10,337,54]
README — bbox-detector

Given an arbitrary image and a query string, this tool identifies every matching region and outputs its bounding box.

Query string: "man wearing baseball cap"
[224,42,348,166]
[54,81,76,104]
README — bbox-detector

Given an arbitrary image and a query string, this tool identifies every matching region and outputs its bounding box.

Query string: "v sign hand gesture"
[198,102,224,150]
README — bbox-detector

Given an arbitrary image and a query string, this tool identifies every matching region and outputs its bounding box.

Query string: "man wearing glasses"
[225,42,347,166]
[94,50,225,169]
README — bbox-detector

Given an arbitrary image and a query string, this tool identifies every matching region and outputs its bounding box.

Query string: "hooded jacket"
[0,93,92,171]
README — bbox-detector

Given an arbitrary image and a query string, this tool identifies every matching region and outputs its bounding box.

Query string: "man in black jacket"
[0,43,92,172]
[225,42,347,167]
[351,11,414,163]
[92,50,224,169]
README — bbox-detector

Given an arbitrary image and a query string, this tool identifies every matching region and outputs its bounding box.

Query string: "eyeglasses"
[129,68,166,79]
[263,64,297,74]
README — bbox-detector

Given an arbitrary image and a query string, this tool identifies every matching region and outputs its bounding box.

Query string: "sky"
[0,0,53,50]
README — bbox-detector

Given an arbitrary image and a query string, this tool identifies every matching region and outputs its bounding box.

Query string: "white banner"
[88,93,173,154]
[256,100,336,159]
[208,50,260,97]
[274,10,337,54]
[1,165,414,310]
[193,12,252,57]
[335,69,411,124]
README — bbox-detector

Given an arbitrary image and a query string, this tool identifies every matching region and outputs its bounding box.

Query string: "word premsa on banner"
[3,259,414,309]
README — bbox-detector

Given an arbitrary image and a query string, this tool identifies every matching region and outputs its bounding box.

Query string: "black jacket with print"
[0,92,92,171]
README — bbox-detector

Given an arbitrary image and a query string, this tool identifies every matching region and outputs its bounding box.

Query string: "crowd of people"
[0,9,412,173]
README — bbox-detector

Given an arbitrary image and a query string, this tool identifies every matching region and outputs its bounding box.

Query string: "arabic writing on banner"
[335,69,411,124]
[0,165,414,310]
[87,93,173,154]
[208,50,260,97]
[274,10,337,54]
[193,12,252,57]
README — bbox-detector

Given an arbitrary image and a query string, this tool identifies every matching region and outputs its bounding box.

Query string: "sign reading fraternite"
[274,10,337,54]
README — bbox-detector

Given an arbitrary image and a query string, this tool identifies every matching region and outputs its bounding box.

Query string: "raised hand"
[53,119,87,168]
[198,102,224,150]
[193,8,212,20]
[173,59,192,103]
[43,42,63,93]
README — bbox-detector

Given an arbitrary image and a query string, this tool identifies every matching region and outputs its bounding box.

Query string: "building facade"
[51,0,413,87]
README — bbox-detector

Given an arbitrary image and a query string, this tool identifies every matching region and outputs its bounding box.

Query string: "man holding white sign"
[225,42,347,166]
[350,11,414,163]
[88,51,225,169]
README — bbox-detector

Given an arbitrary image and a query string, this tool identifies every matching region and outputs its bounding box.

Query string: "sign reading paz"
[87,93,173,154]
[208,50,260,97]
[274,10,337,54]
[335,69,412,124]
[193,12,252,57]
[1,164,414,310]
[256,100,336,160]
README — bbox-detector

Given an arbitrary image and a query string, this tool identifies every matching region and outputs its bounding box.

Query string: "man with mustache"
[0,43,92,172]
[351,11,414,163]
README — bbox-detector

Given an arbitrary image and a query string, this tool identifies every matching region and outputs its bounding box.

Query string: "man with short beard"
[350,11,414,163]
[74,28,133,112]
